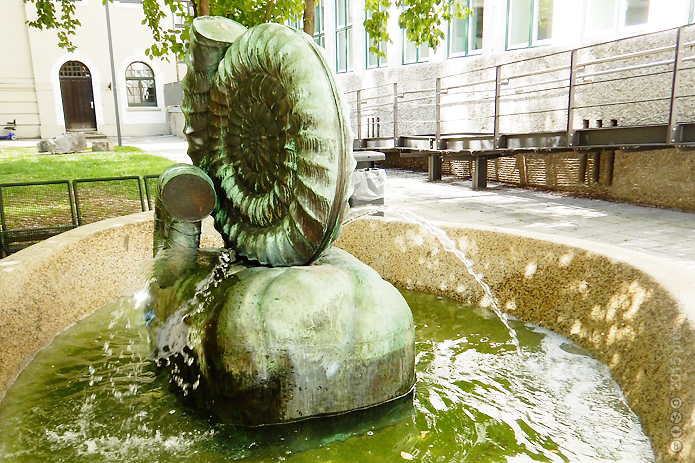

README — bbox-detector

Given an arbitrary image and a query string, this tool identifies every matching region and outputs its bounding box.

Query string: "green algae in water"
[0,290,653,462]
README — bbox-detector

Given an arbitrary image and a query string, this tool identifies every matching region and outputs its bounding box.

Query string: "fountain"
[0,16,694,462]
[141,17,416,424]
[2,204,694,461]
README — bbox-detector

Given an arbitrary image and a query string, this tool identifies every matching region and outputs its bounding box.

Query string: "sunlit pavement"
[121,135,191,164]
[385,170,695,270]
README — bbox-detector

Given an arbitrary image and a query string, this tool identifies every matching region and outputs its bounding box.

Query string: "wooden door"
[59,61,97,132]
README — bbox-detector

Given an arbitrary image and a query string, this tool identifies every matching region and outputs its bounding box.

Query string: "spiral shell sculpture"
[183,19,355,267]
[182,17,247,166]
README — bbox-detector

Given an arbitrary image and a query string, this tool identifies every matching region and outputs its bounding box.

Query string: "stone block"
[37,132,88,154]
[91,140,114,152]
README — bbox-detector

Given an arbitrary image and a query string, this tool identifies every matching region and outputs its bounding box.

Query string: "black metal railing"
[0,175,160,257]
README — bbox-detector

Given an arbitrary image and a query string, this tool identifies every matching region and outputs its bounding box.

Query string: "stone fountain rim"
[1,210,693,462]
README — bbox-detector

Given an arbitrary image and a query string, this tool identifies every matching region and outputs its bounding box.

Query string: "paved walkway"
[385,171,695,270]
[5,135,695,270]
[121,135,191,164]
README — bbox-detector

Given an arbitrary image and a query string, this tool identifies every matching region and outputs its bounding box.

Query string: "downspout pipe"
[153,164,217,257]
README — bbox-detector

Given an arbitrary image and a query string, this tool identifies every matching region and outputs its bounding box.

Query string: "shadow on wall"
[336,219,695,462]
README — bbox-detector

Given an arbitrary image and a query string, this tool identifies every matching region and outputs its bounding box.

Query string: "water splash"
[146,249,239,392]
[0,290,653,462]
[344,205,521,355]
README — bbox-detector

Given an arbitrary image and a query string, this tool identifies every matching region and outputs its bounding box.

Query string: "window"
[449,0,484,57]
[125,62,157,107]
[59,61,91,78]
[314,2,325,47]
[584,0,650,38]
[403,36,429,64]
[507,0,554,49]
[336,0,352,72]
[286,15,302,29]
[285,4,324,47]
[366,6,387,68]
[173,0,194,29]
[625,0,649,26]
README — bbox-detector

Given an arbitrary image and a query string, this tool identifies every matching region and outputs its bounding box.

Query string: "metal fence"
[348,24,695,186]
[0,175,160,257]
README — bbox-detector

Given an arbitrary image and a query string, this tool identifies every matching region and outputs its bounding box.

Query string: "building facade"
[2,0,180,139]
[314,0,693,75]
[314,0,695,143]
[4,0,695,139]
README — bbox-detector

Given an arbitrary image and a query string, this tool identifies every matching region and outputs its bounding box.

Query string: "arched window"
[125,62,157,107]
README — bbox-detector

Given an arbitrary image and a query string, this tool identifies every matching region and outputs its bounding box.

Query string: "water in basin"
[0,289,653,462]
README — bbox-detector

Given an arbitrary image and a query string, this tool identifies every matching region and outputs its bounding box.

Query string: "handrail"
[400,94,436,104]
[576,68,678,87]
[501,63,571,81]
[577,44,676,67]
[360,100,396,110]
[578,58,674,79]
[358,91,395,101]
[401,88,437,95]
[497,76,569,93]
[574,95,672,111]
[351,23,695,160]
[442,77,497,92]
[440,96,497,105]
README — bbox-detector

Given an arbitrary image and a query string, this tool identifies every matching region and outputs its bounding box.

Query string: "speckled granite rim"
[1,212,693,462]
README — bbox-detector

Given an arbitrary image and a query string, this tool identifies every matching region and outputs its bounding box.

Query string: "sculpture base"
[147,247,415,425]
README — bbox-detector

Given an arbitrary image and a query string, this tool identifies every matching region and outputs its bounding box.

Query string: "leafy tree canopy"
[365,0,469,57]
[25,0,469,61]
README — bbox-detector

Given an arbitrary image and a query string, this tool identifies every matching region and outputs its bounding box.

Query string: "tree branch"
[263,0,277,22]
[303,0,315,36]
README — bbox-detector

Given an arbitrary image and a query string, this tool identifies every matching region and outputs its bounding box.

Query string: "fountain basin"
[1,211,693,462]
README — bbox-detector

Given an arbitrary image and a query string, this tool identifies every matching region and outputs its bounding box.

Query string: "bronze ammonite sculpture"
[184,19,355,267]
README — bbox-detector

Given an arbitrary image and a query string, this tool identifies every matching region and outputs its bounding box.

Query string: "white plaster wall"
[22,0,177,138]
[0,0,41,138]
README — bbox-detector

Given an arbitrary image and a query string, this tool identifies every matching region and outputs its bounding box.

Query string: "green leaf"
[25,0,469,61]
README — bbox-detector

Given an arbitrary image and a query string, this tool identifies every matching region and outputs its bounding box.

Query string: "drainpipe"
[104,0,122,146]
[153,164,217,258]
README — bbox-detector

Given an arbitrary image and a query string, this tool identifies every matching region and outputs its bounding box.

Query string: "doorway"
[59,61,97,132]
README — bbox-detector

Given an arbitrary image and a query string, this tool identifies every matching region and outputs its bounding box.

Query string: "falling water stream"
[344,205,520,354]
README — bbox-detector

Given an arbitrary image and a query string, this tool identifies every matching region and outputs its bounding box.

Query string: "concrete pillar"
[472,157,488,190]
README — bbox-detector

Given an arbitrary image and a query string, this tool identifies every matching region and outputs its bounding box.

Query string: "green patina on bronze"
[151,18,414,426]
[182,16,247,167]
[147,247,415,425]
[153,164,216,257]
[182,18,355,267]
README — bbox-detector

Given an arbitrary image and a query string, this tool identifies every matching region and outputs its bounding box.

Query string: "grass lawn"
[0,146,177,239]
[0,145,175,184]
